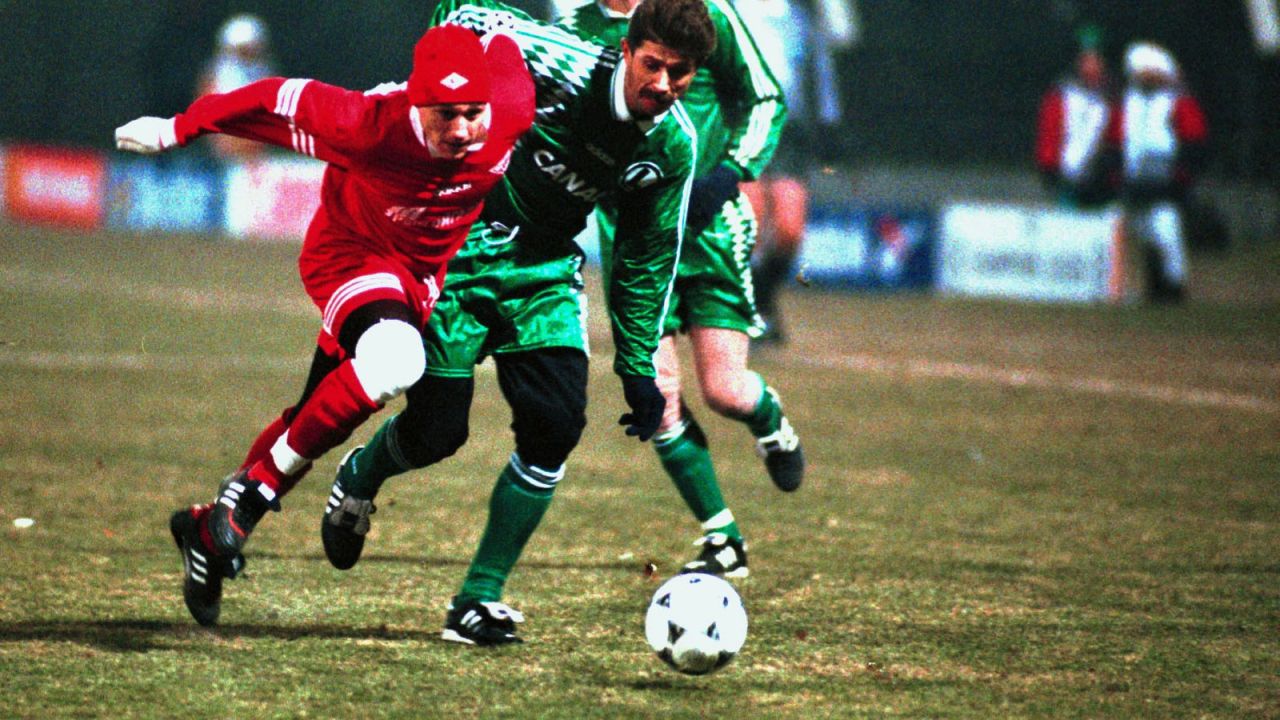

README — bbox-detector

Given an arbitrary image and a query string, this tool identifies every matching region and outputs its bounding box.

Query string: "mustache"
[640,89,674,103]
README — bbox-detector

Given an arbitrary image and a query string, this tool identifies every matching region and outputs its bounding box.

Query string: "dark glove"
[685,164,741,237]
[618,374,665,442]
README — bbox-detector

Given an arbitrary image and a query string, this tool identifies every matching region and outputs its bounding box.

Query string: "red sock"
[286,360,381,458]
[240,410,291,472]
[243,360,380,497]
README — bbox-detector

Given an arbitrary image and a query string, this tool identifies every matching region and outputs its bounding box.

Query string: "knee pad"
[350,320,425,404]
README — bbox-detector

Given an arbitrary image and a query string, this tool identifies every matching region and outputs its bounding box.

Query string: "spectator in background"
[733,0,857,346]
[1110,41,1209,302]
[1035,27,1117,209]
[197,14,277,165]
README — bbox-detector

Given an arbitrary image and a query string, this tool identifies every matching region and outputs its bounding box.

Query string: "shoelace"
[755,417,799,455]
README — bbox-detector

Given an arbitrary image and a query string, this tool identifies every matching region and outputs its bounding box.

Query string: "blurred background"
[0,0,1276,298]
[0,1,1275,178]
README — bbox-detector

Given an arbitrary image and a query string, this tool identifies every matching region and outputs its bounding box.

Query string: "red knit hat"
[407,24,492,106]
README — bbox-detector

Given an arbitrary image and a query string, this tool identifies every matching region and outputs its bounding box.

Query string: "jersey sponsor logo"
[438,182,473,197]
[532,149,604,202]
[620,161,662,191]
[385,203,479,230]
[585,143,616,167]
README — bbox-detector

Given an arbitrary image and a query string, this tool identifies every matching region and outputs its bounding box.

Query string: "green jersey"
[557,0,786,180]
[432,0,699,378]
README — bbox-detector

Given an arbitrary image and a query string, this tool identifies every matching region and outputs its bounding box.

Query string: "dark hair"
[626,0,717,67]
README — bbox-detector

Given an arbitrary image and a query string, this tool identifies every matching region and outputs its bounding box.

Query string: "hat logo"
[440,72,469,90]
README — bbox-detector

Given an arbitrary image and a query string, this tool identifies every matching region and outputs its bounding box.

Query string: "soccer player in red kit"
[113,24,535,626]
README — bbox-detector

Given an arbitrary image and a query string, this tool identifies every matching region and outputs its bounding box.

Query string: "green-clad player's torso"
[438,0,695,245]
[429,0,700,377]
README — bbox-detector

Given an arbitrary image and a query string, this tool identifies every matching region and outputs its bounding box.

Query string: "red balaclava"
[407,24,492,106]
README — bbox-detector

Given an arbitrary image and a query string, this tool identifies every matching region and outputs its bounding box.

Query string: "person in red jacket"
[113,24,536,626]
[1035,28,1117,208]
[1110,41,1209,302]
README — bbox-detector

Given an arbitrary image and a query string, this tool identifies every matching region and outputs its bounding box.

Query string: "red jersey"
[171,33,535,275]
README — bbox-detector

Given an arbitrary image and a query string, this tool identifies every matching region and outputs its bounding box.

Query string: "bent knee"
[399,419,468,468]
[701,380,757,418]
[350,320,425,403]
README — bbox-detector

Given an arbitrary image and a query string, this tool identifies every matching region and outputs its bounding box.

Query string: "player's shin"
[457,455,562,603]
[739,371,804,492]
[653,412,740,541]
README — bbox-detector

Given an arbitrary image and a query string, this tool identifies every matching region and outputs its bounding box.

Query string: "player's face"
[621,39,697,120]
[418,102,489,159]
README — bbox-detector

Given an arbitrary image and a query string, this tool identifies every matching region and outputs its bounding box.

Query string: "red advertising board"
[0,144,7,218]
[4,145,107,229]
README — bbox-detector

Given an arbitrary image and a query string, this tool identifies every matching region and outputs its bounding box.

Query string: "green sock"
[457,456,559,603]
[744,372,783,438]
[654,415,741,541]
[343,415,413,500]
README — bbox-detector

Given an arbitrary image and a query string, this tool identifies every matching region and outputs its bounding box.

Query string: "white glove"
[114,116,179,154]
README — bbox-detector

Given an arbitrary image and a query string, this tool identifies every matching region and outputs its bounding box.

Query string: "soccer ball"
[645,572,748,675]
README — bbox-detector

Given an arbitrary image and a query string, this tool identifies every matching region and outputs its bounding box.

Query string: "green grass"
[0,224,1277,718]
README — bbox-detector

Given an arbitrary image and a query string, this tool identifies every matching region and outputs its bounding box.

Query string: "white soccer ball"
[645,572,748,675]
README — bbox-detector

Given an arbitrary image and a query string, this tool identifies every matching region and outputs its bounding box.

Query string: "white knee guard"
[350,319,426,404]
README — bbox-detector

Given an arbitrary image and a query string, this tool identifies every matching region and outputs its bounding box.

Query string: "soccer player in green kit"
[558,0,803,577]
[320,0,717,645]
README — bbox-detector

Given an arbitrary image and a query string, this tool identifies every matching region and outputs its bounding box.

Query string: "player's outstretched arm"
[114,116,178,154]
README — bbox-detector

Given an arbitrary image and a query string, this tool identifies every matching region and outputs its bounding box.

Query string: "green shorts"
[596,191,765,337]
[425,223,590,378]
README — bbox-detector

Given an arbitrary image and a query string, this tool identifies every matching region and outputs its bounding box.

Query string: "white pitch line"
[797,352,1280,414]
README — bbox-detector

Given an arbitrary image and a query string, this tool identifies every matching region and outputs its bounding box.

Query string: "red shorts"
[298,236,444,356]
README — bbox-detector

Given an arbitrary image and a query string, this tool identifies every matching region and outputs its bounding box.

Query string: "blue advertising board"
[105,158,223,234]
[797,204,936,290]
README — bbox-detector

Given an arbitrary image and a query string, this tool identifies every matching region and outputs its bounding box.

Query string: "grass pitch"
[0,224,1276,718]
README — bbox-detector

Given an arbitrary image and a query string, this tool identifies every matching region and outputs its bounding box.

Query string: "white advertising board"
[938,203,1123,303]
[223,157,326,241]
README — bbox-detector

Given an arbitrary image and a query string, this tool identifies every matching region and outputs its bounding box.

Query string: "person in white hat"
[1110,41,1209,302]
[198,14,278,163]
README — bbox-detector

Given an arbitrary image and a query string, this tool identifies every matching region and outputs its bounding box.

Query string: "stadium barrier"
[575,202,937,291]
[3,144,107,230]
[0,143,7,218]
[106,158,224,234]
[222,158,325,241]
[0,141,1149,305]
[800,204,935,289]
[0,142,325,241]
[937,203,1126,303]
